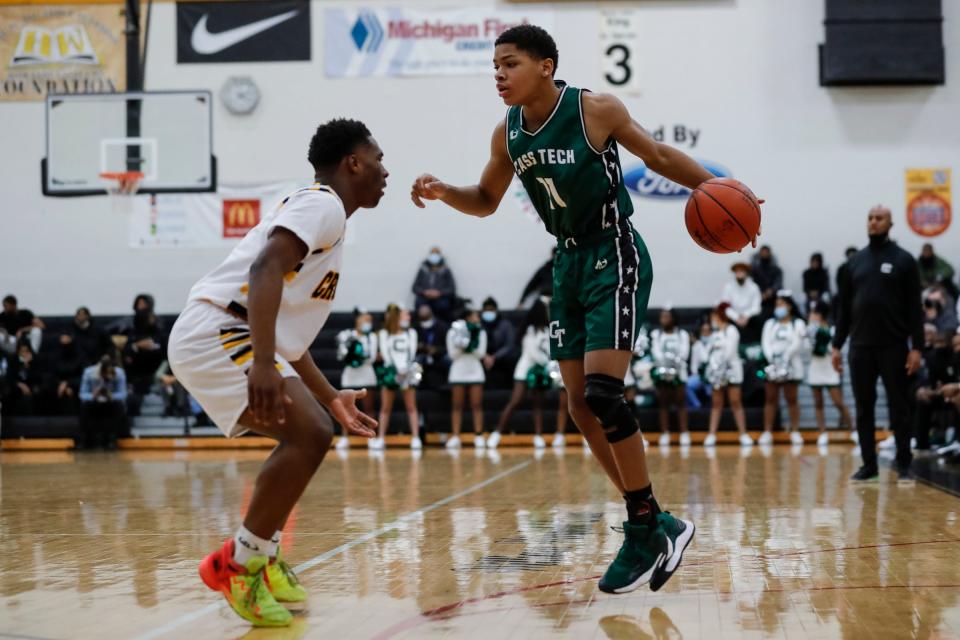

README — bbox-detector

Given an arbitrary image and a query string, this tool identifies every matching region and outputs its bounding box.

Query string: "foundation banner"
[905,168,952,237]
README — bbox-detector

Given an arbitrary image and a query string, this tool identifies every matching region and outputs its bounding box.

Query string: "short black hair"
[3,295,16,305]
[482,296,499,310]
[495,25,558,76]
[308,118,372,172]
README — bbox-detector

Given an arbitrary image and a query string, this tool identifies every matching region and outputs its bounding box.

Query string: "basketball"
[684,178,762,254]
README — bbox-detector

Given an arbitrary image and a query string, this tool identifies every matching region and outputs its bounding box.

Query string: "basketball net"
[100,171,143,215]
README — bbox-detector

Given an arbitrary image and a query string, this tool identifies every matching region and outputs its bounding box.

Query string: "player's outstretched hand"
[248,361,293,426]
[329,389,378,438]
[411,174,448,208]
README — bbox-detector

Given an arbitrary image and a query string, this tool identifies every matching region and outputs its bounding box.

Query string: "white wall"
[2,0,959,315]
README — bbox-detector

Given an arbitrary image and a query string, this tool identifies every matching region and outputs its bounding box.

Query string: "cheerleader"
[806,301,852,446]
[704,303,753,447]
[650,308,691,447]
[488,300,551,449]
[446,308,487,449]
[760,291,806,445]
[335,308,378,450]
[373,304,421,450]
[686,320,712,409]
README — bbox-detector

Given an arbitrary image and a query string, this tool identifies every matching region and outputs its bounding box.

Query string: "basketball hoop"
[100,171,143,214]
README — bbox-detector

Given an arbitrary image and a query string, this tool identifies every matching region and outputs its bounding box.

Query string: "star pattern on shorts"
[622,306,630,316]
[626,267,634,275]
[622,329,630,339]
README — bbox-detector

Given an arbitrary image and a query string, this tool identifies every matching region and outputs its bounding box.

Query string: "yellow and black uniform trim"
[218,327,283,371]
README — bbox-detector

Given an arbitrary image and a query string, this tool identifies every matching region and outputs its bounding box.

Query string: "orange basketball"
[684,178,762,254]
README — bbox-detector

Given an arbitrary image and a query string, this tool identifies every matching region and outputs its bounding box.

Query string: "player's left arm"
[582,93,714,190]
[290,352,377,437]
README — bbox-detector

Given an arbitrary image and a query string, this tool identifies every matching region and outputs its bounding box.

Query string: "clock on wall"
[220,76,260,115]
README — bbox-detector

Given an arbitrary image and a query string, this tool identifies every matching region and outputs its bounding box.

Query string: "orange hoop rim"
[99,171,144,181]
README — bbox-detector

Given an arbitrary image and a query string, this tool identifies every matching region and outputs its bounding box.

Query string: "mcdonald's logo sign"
[223,199,260,238]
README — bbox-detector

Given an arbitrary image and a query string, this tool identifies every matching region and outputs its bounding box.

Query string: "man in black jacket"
[832,206,923,482]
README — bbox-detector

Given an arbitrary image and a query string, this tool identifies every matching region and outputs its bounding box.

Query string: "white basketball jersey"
[187,183,346,361]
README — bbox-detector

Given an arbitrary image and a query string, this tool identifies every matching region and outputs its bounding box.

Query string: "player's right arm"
[246,227,306,426]
[411,121,514,217]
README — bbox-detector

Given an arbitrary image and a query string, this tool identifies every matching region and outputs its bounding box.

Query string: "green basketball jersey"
[506,82,634,242]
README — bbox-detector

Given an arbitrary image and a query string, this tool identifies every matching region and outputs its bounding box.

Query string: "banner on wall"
[128,182,298,249]
[177,1,310,64]
[905,168,952,237]
[0,4,127,101]
[324,7,554,77]
[599,10,641,96]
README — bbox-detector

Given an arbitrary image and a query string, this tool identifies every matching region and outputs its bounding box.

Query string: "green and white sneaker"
[649,512,695,592]
[598,521,670,594]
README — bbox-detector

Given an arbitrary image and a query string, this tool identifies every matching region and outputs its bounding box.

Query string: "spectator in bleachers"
[751,245,784,321]
[932,334,960,458]
[913,326,955,451]
[488,299,551,449]
[480,296,517,388]
[373,305,421,450]
[335,309,379,450]
[412,247,457,321]
[802,252,831,314]
[415,303,449,389]
[0,295,43,356]
[78,355,127,450]
[65,307,111,366]
[923,285,958,335]
[650,308,691,447]
[686,320,712,409]
[760,291,806,446]
[445,308,487,449]
[518,247,556,308]
[918,243,956,294]
[721,261,762,342]
[2,343,44,415]
[834,246,859,301]
[806,302,853,446]
[54,332,85,415]
[703,303,752,447]
[123,309,166,417]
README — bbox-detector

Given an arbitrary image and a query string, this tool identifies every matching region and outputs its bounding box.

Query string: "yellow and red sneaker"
[266,551,308,603]
[198,539,292,627]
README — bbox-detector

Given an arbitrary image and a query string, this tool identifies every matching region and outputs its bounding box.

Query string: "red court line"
[373,536,960,639]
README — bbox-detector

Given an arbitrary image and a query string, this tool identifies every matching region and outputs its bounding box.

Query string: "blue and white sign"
[325,7,554,77]
[623,160,731,199]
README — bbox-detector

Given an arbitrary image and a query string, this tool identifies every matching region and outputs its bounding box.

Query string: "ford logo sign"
[624,160,731,199]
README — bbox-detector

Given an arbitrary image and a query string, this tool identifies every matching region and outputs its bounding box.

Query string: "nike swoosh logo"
[191,9,300,55]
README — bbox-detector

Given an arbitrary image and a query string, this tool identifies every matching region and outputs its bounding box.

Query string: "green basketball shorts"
[549,220,653,360]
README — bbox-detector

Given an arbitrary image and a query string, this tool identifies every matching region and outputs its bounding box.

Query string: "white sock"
[271,530,282,559]
[233,526,273,566]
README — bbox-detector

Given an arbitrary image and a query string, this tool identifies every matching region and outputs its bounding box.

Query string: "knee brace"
[584,373,638,444]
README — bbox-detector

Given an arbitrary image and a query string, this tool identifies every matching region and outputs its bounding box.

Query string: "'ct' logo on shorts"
[549,320,565,348]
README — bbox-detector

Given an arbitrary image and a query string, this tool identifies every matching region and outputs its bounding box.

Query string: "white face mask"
[482,311,497,323]
[399,320,410,329]
[427,253,442,265]
[360,322,372,333]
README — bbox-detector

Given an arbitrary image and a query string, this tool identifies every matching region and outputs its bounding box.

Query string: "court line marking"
[134,460,531,640]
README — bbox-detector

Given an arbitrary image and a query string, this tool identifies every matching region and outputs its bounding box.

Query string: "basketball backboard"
[42,90,216,197]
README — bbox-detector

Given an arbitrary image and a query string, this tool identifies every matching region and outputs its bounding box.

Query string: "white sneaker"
[679,432,692,447]
[790,431,804,446]
[817,432,830,447]
[487,431,501,449]
[410,437,422,450]
[703,433,717,447]
[658,432,671,447]
[879,435,896,449]
[445,436,461,450]
[850,430,859,444]
[936,441,960,456]
[739,433,754,447]
[758,431,773,446]
[552,433,566,448]
[533,435,546,449]
[474,434,486,449]
[335,436,350,450]
[368,437,385,450]
[910,437,917,450]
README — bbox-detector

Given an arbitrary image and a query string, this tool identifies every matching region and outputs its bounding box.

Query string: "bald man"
[832,206,923,482]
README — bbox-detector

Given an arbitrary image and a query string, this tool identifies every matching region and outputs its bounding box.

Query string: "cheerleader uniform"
[447,320,487,385]
[379,328,418,389]
[706,325,744,387]
[761,317,807,383]
[513,326,551,385]
[337,329,378,389]
[650,328,691,385]
[807,323,841,388]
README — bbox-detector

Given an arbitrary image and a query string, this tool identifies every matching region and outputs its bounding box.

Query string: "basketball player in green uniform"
[413,25,754,593]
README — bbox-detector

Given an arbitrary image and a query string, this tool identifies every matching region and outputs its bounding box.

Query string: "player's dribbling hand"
[329,389,378,438]
[411,174,447,208]
[248,361,293,426]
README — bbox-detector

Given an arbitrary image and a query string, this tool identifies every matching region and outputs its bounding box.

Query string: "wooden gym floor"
[1,444,958,639]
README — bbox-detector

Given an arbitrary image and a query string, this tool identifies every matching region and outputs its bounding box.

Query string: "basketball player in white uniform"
[167,119,386,627]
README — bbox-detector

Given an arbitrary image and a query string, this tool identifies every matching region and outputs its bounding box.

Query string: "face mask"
[482,311,497,323]
[399,320,410,329]
[774,307,788,320]
[360,322,372,333]
[420,318,434,328]
[76,319,90,330]
[710,323,720,331]
[735,276,746,284]
[427,253,442,265]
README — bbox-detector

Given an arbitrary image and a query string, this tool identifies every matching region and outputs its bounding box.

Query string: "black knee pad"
[584,373,638,444]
